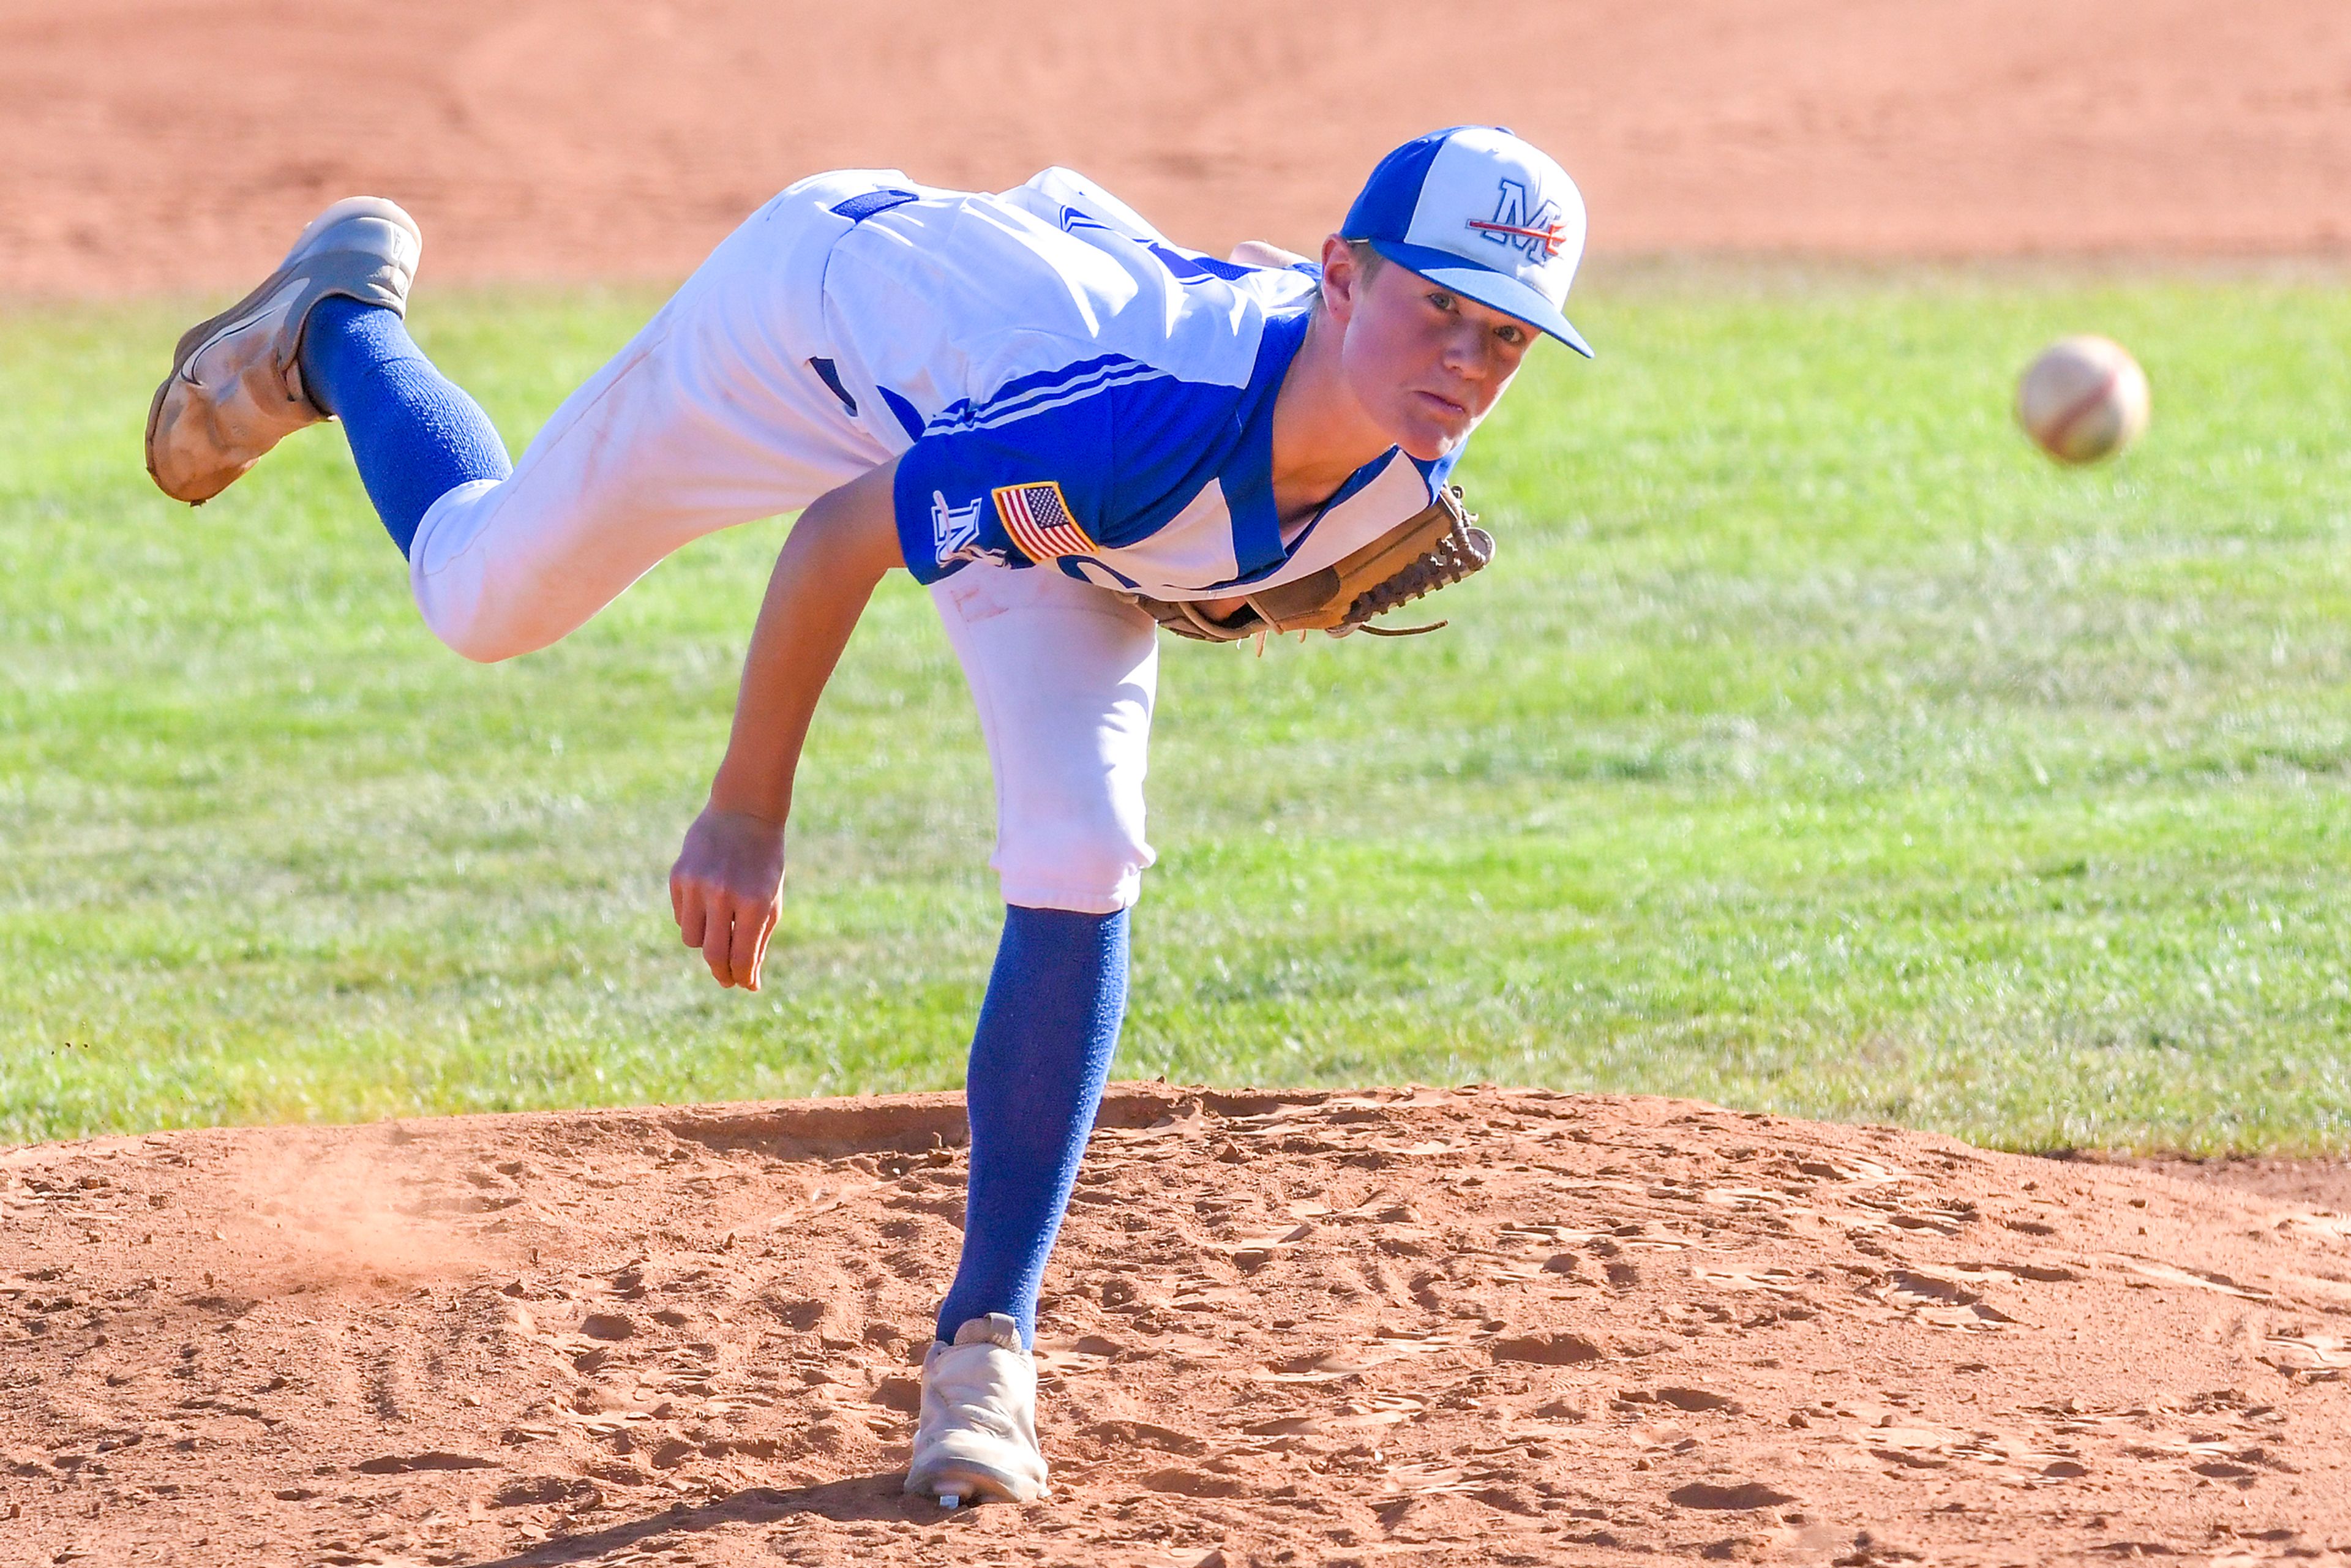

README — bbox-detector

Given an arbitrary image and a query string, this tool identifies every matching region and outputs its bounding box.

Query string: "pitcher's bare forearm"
[671,458,904,989]
[709,459,904,821]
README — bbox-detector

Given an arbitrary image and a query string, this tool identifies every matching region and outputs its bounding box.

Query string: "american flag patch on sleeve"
[991,481,1099,563]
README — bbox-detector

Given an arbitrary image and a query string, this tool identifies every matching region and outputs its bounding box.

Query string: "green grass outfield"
[5,268,2349,1153]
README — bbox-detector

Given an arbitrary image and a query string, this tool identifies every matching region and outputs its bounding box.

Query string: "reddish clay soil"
[5,1085,2348,1566]
[5,0,2351,296]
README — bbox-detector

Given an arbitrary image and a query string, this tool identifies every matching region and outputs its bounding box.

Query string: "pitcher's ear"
[1319,235,1363,322]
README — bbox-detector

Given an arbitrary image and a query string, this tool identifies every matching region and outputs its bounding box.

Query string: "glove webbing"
[1117,486,1494,643]
[1341,500,1494,636]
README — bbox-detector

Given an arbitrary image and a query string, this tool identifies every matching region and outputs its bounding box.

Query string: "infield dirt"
[5,0,2351,295]
[6,1086,2349,1566]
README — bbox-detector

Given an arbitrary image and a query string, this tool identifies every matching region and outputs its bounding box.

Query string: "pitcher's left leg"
[907,565,1160,1506]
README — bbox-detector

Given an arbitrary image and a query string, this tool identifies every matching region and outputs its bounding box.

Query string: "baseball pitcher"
[145,126,1592,1507]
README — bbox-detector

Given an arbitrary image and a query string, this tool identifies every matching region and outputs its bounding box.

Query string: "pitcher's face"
[1329,246,1537,462]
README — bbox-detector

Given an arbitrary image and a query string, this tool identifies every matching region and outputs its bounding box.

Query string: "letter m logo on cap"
[1341,126,1595,355]
[1466,180,1566,261]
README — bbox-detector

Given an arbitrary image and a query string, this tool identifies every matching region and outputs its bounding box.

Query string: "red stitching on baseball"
[2039,363,2123,453]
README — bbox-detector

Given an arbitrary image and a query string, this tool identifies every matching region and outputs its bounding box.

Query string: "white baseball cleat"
[903,1313,1048,1506]
[145,196,422,505]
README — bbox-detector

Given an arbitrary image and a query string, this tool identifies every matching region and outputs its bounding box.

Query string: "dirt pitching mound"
[7,1,2351,296]
[4,1086,2347,1566]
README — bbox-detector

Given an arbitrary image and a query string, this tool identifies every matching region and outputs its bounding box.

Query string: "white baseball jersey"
[810,170,1464,602]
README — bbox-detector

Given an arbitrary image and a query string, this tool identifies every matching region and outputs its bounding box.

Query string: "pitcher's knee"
[992,812,1153,915]
[411,565,567,663]
[404,478,569,663]
[421,599,547,664]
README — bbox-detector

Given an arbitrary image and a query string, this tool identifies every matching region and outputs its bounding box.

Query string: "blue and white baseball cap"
[1342,126,1593,358]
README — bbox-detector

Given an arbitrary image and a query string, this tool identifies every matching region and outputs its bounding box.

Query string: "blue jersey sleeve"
[891,346,1250,585]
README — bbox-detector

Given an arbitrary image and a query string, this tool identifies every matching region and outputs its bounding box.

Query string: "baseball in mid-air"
[2015,335,2151,464]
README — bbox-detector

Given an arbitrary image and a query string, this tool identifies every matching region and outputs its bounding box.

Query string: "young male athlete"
[146,126,1592,1507]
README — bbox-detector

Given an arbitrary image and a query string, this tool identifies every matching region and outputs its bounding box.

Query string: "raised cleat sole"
[143,197,421,504]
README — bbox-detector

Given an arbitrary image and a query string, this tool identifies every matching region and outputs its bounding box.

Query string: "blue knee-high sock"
[936,905,1130,1349]
[296,296,512,557]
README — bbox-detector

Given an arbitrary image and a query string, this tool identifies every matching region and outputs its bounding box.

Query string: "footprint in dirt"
[1877,1271,2017,1330]
[1669,1480,1797,1510]
[1618,1386,1743,1414]
[1490,1330,1603,1366]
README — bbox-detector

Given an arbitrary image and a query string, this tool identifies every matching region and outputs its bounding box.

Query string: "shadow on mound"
[462,1473,959,1566]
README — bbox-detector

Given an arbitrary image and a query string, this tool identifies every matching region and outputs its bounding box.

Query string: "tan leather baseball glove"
[1120,485,1494,643]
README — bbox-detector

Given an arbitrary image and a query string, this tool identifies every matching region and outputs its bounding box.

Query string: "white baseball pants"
[401,174,1158,914]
